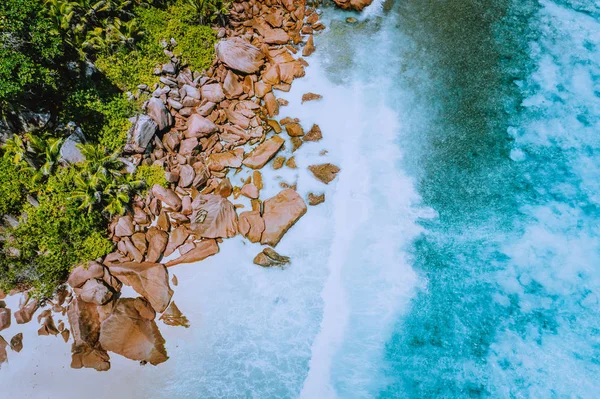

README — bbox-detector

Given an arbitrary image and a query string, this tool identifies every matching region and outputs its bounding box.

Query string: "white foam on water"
[298,10,432,398]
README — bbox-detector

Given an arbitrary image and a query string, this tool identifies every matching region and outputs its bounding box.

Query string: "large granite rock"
[186,114,218,138]
[159,301,190,327]
[59,127,86,164]
[164,226,190,257]
[131,115,158,151]
[308,163,341,184]
[108,262,173,313]
[201,84,225,103]
[146,97,172,131]
[242,136,285,169]
[253,247,291,267]
[261,189,307,246]
[14,299,38,324]
[216,38,265,74]
[79,279,113,305]
[165,239,219,267]
[152,184,182,211]
[68,296,110,371]
[68,261,105,288]
[238,211,265,243]
[114,215,135,237]
[190,194,238,239]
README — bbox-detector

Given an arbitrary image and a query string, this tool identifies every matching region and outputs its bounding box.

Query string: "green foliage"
[0,0,64,105]
[60,89,134,151]
[96,0,217,91]
[3,133,64,184]
[94,41,160,92]
[25,133,64,181]
[161,2,218,72]
[0,167,112,298]
[135,164,167,193]
[0,156,29,215]
[79,230,114,261]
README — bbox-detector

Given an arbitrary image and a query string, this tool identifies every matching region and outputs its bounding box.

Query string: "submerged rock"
[304,124,322,142]
[301,92,323,103]
[308,163,340,184]
[253,248,291,267]
[159,301,190,328]
[308,192,325,206]
[10,332,23,352]
[0,306,10,332]
[99,298,168,366]
[302,35,315,57]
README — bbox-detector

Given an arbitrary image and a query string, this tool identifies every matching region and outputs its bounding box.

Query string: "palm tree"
[70,144,143,216]
[25,134,64,180]
[71,173,103,213]
[78,143,123,179]
[2,135,26,165]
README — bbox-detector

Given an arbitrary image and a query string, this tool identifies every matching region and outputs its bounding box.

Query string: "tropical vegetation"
[0,0,227,298]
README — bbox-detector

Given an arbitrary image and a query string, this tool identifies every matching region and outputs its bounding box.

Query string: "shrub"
[60,89,135,151]
[0,157,29,215]
[135,164,168,193]
[1,167,111,298]
[95,0,217,91]
[79,231,114,261]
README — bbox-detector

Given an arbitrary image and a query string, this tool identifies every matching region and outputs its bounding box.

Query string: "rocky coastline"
[0,0,370,371]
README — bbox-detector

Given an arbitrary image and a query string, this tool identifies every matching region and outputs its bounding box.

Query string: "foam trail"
[300,9,430,397]
[298,81,364,399]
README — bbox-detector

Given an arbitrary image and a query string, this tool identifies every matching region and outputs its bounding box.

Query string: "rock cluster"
[66,261,170,370]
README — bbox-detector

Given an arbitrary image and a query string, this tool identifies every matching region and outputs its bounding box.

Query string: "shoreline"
[1,0,338,373]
